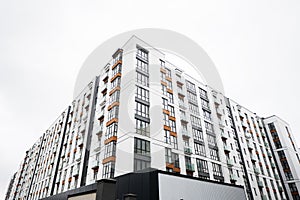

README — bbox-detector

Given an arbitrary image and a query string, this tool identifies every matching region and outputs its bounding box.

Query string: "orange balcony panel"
[106,118,118,127]
[166,76,172,82]
[173,167,181,173]
[107,102,120,111]
[166,162,174,169]
[163,125,171,131]
[102,156,116,164]
[104,136,117,145]
[110,72,122,82]
[270,129,276,133]
[163,109,170,115]
[109,86,121,96]
[161,81,167,86]
[160,67,166,73]
[169,116,176,121]
[62,180,65,185]
[68,177,72,182]
[170,131,177,137]
[167,88,173,94]
[111,60,122,70]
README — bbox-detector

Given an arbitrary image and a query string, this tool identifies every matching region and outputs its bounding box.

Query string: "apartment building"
[6,35,299,200]
[264,116,300,200]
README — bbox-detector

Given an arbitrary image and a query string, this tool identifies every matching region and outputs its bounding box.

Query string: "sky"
[1,0,300,198]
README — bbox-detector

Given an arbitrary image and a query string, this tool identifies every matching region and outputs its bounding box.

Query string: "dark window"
[134,138,150,156]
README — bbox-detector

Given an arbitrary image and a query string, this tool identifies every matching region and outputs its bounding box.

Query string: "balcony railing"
[230,174,238,181]
[257,180,264,187]
[254,167,260,174]
[227,159,234,167]
[186,163,195,172]
[184,147,193,155]
[182,129,191,138]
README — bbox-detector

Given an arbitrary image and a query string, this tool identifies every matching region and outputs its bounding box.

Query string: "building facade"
[6,36,300,200]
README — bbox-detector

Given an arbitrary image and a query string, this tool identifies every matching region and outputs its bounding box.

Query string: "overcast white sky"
[1,0,300,198]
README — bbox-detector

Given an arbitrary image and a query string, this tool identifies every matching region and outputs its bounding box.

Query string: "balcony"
[184,147,193,155]
[250,155,256,162]
[224,145,231,153]
[254,167,260,174]
[245,133,252,139]
[257,180,264,188]
[247,142,254,150]
[72,167,79,177]
[267,151,272,157]
[182,129,191,138]
[261,132,266,138]
[230,174,238,181]
[91,160,100,169]
[278,186,283,192]
[264,141,269,148]
[227,159,234,167]
[180,115,188,122]
[261,195,267,200]
[216,107,223,116]
[179,103,187,110]
[186,164,195,172]
[274,174,280,180]
[75,153,82,162]
[221,131,228,140]
[271,162,275,168]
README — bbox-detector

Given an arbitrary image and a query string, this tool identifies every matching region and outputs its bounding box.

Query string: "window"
[105,123,118,139]
[164,130,170,144]
[162,98,168,110]
[201,99,210,110]
[165,68,171,78]
[172,152,180,168]
[203,110,211,121]
[169,120,176,132]
[136,86,149,102]
[102,162,115,178]
[108,106,119,121]
[167,92,174,103]
[161,84,167,95]
[136,102,149,118]
[170,136,178,149]
[210,148,219,161]
[112,63,121,77]
[199,88,208,99]
[134,138,150,156]
[186,81,196,93]
[205,122,214,134]
[163,113,169,126]
[191,116,201,128]
[167,80,172,89]
[111,77,121,89]
[207,134,217,147]
[136,58,148,73]
[137,47,148,61]
[109,90,120,104]
[212,163,223,177]
[134,159,150,171]
[189,103,200,115]
[169,105,175,117]
[136,72,149,87]
[196,159,209,174]
[113,52,122,64]
[187,91,198,103]
[193,128,203,141]
[136,119,150,136]
[104,141,116,158]
[194,143,206,156]
[165,148,172,163]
